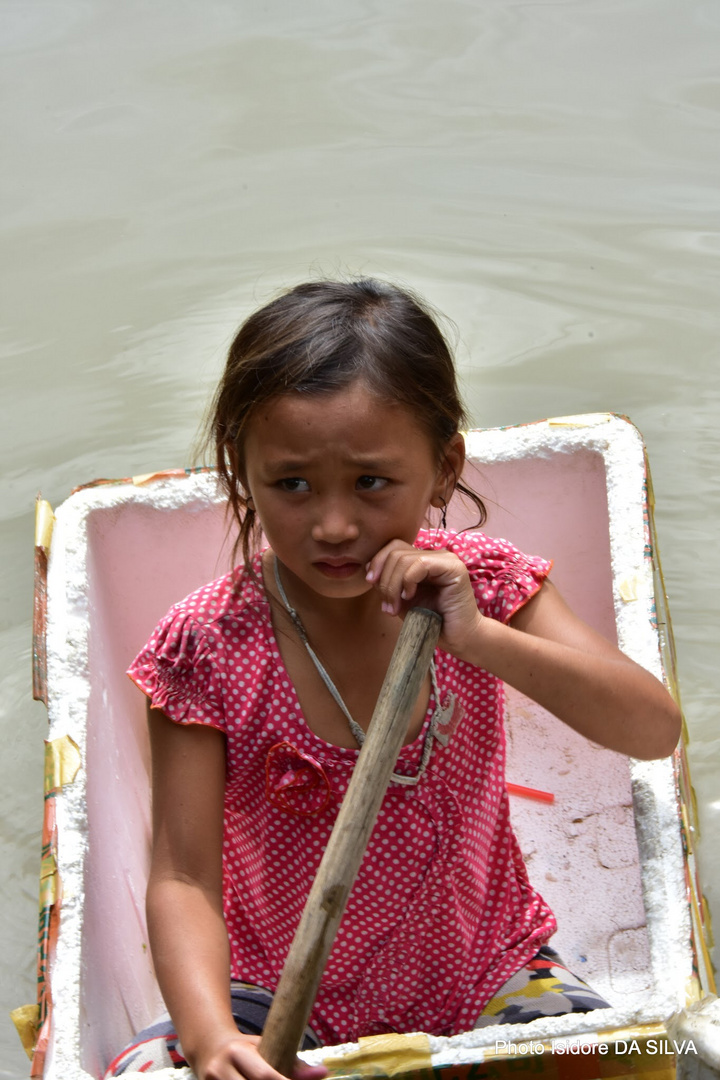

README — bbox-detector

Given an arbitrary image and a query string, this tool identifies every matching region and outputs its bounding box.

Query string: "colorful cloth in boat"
[127,529,557,1043]
[474,944,610,1025]
[103,952,610,1075]
[102,981,321,1076]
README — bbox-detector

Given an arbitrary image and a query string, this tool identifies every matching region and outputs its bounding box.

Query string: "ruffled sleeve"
[127,606,226,730]
[417,529,552,624]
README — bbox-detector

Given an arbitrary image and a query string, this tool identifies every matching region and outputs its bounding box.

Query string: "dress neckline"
[244,549,440,773]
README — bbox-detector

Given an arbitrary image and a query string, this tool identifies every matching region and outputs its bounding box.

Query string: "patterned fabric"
[475,945,611,1026]
[103,982,320,1077]
[103,1017,184,1076]
[127,530,556,1043]
[104,953,611,1076]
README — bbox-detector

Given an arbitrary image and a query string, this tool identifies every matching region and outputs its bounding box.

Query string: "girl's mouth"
[313,560,362,579]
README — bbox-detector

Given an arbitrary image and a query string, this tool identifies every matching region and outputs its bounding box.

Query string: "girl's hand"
[366,540,483,661]
[365,546,681,759]
[193,1030,328,1080]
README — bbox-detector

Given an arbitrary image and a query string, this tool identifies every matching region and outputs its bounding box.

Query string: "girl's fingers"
[369,544,467,616]
[366,542,485,661]
[194,1028,328,1080]
[200,1035,301,1080]
[373,550,426,614]
[231,1043,327,1080]
[376,553,413,612]
[387,555,435,611]
[293,1061,329,1080]
[364,538,411,584]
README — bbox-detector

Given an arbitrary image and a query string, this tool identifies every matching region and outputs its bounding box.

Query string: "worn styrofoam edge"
[113,996,711,1080]
[669,998,720,1072]
[598,420,690,1012]
[43,474,226,1080]
[103,1001,711,1080]
[44,498,95,1080]
[466,416,691,1022]
[42,423,693,1078]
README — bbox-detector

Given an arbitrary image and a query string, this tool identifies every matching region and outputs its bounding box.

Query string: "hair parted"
[207,278,486,566]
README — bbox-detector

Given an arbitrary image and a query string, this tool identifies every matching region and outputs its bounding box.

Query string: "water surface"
[2,2,719,1076]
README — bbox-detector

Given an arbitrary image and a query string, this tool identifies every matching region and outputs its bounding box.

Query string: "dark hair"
[208,278,486,566]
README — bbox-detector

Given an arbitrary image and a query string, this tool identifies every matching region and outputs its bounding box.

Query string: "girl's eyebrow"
[337,448,407,468]
[350,456,403,471]
[262,453,405,476]
[263,458,310,475]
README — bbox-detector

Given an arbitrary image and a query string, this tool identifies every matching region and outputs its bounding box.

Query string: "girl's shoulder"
[415,526,547,564]
[415,528,553,622]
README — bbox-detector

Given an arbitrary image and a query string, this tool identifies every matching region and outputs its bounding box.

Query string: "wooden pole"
[259,607,441,1076]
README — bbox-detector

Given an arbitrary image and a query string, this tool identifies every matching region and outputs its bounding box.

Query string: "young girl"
[107,279,680,1080]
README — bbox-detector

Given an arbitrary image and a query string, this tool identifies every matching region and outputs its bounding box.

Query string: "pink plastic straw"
[506,782,555,804]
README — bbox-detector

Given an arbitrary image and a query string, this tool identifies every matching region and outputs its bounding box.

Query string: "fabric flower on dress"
[265,740,333,816]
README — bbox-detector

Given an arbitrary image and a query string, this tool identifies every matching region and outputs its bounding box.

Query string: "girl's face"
[242,381,463,602]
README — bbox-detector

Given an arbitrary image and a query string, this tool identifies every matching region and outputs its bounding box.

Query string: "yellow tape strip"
[323,1032,431,1077]
[687,869,717,997]
[44,735,81,796]
[10,1003,39,1059]
[581,1024,675,1080]
[35,499,55,552]
[619,574,643,602]
[39,847,58,908]
[701,892,715,957]
[476,1023,678,1080]
[597,1022,667,1042]
[132,472,164,485]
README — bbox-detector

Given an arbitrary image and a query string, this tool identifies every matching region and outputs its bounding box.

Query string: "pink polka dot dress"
[128,530,556,1044]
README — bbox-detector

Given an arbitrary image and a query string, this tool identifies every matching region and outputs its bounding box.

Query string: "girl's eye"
[356,475,388,491]
[278,478,310,492]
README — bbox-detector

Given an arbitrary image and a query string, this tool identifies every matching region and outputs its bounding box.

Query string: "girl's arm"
[492,579,680,759]
[367,544,681,760]
[146,707,325,1080]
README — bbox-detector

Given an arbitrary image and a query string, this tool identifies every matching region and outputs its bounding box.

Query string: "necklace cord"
[272,556,442,785]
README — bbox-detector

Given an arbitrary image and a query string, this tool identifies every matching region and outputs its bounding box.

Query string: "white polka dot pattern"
[127,530,556,1043]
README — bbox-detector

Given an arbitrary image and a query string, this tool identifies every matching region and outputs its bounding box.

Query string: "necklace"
[272,556,444,786]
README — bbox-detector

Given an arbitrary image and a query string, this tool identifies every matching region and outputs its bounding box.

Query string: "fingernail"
[366,568,375,581]
[401,589,408,600]
[381,601,393,615]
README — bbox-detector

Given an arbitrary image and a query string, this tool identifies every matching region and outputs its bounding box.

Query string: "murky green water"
[2,2,719,1076]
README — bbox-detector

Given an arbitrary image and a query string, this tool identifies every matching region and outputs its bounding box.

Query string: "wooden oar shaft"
[259,607,441,1076]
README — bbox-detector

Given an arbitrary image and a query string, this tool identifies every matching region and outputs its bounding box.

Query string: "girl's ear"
[432,433,466,507]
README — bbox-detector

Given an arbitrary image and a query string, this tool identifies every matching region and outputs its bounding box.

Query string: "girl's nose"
[311,502,360,544]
